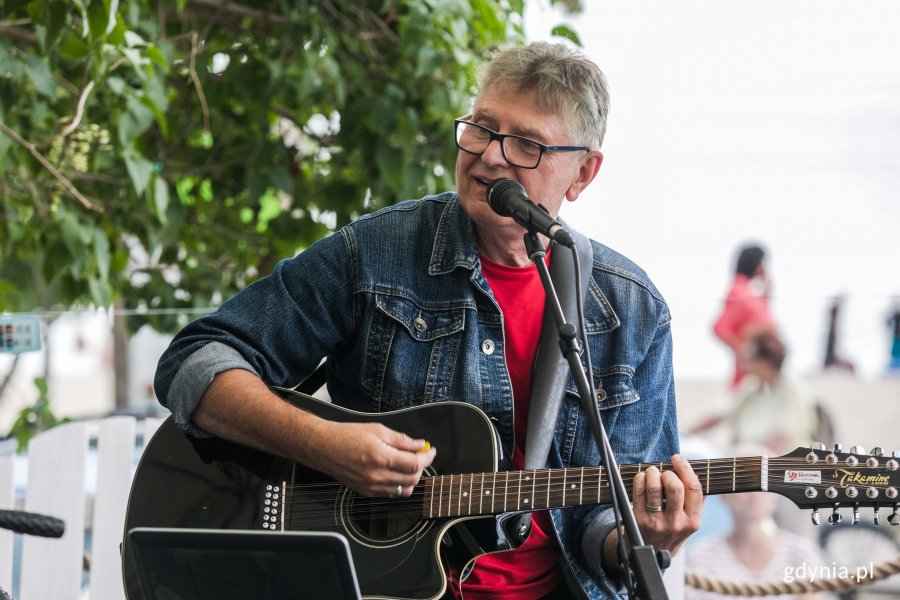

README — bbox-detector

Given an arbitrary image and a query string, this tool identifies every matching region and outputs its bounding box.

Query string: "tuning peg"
[810,442,827,451]
[850,446,866,455]
[893,450,899,459]
[852,505,860,525]
[874,506,880,525]
[889,508,899,526]
[828,507,843,525]
[871,447,884,457]
[811,508,820,526]
[833,443,843,453]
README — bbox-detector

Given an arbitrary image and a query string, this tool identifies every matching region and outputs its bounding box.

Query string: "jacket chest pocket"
[362,292,467,408]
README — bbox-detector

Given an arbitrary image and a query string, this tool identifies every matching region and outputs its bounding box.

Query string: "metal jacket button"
[481,340,495,355]
[413,317,427,332]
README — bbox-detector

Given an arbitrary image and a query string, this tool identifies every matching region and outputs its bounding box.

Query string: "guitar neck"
[424,457,767,518]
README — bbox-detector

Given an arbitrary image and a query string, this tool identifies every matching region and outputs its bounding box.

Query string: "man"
[155,42,702,599]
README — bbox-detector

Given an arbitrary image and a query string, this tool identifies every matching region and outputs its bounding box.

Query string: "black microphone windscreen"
[486,178,524,216]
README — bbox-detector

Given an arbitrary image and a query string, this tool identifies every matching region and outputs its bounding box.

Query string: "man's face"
[454,84,601,236]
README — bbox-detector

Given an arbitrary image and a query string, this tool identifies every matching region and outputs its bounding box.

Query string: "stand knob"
[811,508,820,526]
[656,549,672,570]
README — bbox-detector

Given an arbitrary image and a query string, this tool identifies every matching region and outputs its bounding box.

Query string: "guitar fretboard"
[423,457,768,518]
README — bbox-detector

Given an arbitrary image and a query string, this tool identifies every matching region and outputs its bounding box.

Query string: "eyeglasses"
[453,118,590,169]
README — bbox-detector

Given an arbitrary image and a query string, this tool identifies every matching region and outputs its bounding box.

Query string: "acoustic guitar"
[121,387,899,599]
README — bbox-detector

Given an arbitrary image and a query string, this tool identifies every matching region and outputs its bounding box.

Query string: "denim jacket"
[154,193,679,599]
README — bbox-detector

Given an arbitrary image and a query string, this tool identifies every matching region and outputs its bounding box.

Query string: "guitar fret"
[491,471,496,513]
[732,457,736,492]
[467,473,473,515]
[597,466,603,503]
[705,459,710,495]
[545,469,551,509]
[479,472,485,514]
[562,469,567,506]
[517,471,523,510]
[457,474,463,516]
[504,471,510,512]
[580,467,584,505]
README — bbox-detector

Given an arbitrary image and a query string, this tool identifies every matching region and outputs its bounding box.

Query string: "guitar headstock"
[768,444,899,526]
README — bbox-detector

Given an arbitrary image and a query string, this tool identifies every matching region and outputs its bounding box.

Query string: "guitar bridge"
[262,482,284,530]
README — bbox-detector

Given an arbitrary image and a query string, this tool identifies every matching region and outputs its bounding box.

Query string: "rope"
[685,556,900,596]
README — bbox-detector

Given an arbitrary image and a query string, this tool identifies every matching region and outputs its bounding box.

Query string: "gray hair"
[475,42,610,150]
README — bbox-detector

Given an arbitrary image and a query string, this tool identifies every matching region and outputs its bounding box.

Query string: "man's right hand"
[193,369,436,499]
[307,420,436,498]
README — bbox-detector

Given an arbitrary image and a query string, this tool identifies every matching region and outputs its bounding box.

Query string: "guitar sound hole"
[341,487,431,546]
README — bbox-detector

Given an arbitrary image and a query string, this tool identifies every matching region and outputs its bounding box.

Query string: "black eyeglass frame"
[453,118,591,169]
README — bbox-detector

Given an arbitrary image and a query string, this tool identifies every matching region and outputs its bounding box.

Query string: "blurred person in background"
[685,445,828,600]
[822,296,855,374]
[713,244,776,389]
[690,329,821,455]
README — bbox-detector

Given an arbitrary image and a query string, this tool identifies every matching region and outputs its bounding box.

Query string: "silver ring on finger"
[389,484,403,499]
[645,504,664,513]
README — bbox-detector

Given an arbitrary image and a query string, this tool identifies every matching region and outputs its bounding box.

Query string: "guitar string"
[274,460,892,509]
[271,475,895,525]
[269,458,893,515]
[276,457,889,499]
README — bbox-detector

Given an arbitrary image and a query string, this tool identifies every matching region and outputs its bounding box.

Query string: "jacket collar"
[429,195,481,275]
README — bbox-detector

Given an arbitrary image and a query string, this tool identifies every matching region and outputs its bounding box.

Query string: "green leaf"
[198,179,213,202]
[26,56,56,98]
[123,149,153,195]
[87,0,112,43]
[550,24,582,46]
[145,45,169,74]
[153,175,169,224]
[42,1,68,51]
[88,276,112,305]
[58,30,90,60]
[93,228,110,280]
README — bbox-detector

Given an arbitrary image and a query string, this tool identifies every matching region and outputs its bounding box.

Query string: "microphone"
[486,179,575,248]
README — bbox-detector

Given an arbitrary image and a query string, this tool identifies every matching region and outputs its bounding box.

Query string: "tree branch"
[189,33,211,132]
[0,25,37,46]
[0,121,104,212]
[60,80,96,138]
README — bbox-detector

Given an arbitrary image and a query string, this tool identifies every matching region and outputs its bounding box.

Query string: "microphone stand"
[524,233,669,600]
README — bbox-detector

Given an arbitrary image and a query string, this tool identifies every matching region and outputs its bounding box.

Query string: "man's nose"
[481,138,510,167]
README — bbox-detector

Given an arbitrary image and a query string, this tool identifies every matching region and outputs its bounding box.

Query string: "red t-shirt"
[452,253,562,600]
[712,274,774,387]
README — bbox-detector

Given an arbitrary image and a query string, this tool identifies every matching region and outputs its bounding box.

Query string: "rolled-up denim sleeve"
[164,342,258,437]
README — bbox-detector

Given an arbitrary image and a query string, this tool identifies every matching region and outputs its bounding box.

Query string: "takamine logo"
[834,469,891,488]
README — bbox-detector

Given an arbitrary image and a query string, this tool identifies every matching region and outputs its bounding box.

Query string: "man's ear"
[566,151,604,202]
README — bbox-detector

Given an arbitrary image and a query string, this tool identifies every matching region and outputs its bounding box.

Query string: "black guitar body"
[122,392,502,600]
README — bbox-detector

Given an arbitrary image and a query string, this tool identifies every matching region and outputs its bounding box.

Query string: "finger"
[643,466,664,512]
[385,428,432,453]
[660,469,684,512]
[632,471,646,505]
[672,454,704,518]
